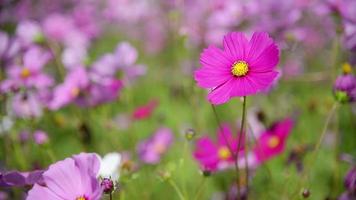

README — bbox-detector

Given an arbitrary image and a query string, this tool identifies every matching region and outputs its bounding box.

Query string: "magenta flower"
[253,118,294,163]
[131,99,159,120]
[26,153,102,200]
[194,32,279,104]
[333,71,356,103]
[193,124,243,171]
[137,127,173,164]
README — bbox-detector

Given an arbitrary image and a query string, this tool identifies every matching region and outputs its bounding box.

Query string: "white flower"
[98,152,122,181]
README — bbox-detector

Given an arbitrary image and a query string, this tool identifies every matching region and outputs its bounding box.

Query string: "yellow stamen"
[20,68,31,79]
[231,61,249,77]
[154,143,166,154]
[76,197,87,200]
[218,146,231,160]
[267,136,280,148]
[342,63,352,74]
[71,87,80,97]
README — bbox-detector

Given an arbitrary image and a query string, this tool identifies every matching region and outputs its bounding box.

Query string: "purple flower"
[333,73,356,103]
[1,46,53,92]
[345,167,356,193]
[0,170,44,187]
[33,130,49,145]
[16,20,43,46]
[12,92,43,119]
[0,31,21,64]
[26,153,102,200]
[49,67,89,110]
[137,127,174,164]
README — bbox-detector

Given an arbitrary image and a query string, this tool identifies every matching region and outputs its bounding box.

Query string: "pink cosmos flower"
[194,32,279,104]
[33,130,49,145]
[253,118,294,164]
[193,124,243,171]
[137,127,173,164]
[26,153,102,200]
[1,46,53,92]
[12,92,43,119]
[132,99,159,120]
[49,67,89,110]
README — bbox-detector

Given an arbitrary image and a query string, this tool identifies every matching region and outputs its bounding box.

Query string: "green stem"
[295,103,338,197]
[168,179,186,200]
[193,177,206,200]
[236,96,247,199]
[211,104,240,194]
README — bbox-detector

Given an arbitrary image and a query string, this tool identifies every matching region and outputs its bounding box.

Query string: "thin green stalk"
[168,179,186,200]
[211,104,240,194]
[193,177,206,200]
[236,96,247,199]
[294,103,338,198]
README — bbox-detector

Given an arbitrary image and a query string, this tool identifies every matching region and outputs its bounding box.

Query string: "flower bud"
[185,128,196,141]
[101,178,114,194]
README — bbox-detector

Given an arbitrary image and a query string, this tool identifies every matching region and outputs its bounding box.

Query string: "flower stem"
[294,103,338,197]
[211,105,240,193]
[193,177,206,200]
[110,192,113,200]
[168,179,186,200]
[236,96,247,199]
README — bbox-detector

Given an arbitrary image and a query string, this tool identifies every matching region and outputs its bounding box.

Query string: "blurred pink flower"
[0,31,21,64]
[137,127,173,164]
[27,153,102,200]
[12,92,43,119]
[33,130,49,145]
[16,20,43,46]
[253,118,294,164]
[194,32,279,104]
[132,99,158,120]
[193,124,243,171]
[49,67,89,110]
[1,46,53,92]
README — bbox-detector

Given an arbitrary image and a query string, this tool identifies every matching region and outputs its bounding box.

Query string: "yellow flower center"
[342,63,352,74]
[20,68,31,79]
[218,146,231,160]
[71,87,80,97]
[76,196,87,200]
[154,143,166,154]
[267,136,280,148]
[231,61,249,77]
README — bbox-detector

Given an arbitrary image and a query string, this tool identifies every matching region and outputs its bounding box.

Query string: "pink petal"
[208,78,235,105]
[247,32,274,63]
[26,184,63,200]
[223,32,249,61]
[200,45,233,70]
[194,67,231,88]
[246,71,279,90]
[249,44,279,72]
[42,158,82,199]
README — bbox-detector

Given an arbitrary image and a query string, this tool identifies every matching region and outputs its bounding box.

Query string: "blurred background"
[0,0,355,199]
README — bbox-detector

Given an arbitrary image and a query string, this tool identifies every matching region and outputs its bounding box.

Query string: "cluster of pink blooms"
[194,118,294,172]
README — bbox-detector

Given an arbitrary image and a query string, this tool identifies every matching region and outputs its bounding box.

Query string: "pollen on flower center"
[76,196,88,200]
[231,61,249,77]
[267,136,280,148]
[71,87,80,97]
[218,146,231,160]
[20,68,31,79]
[154,143,166,154]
